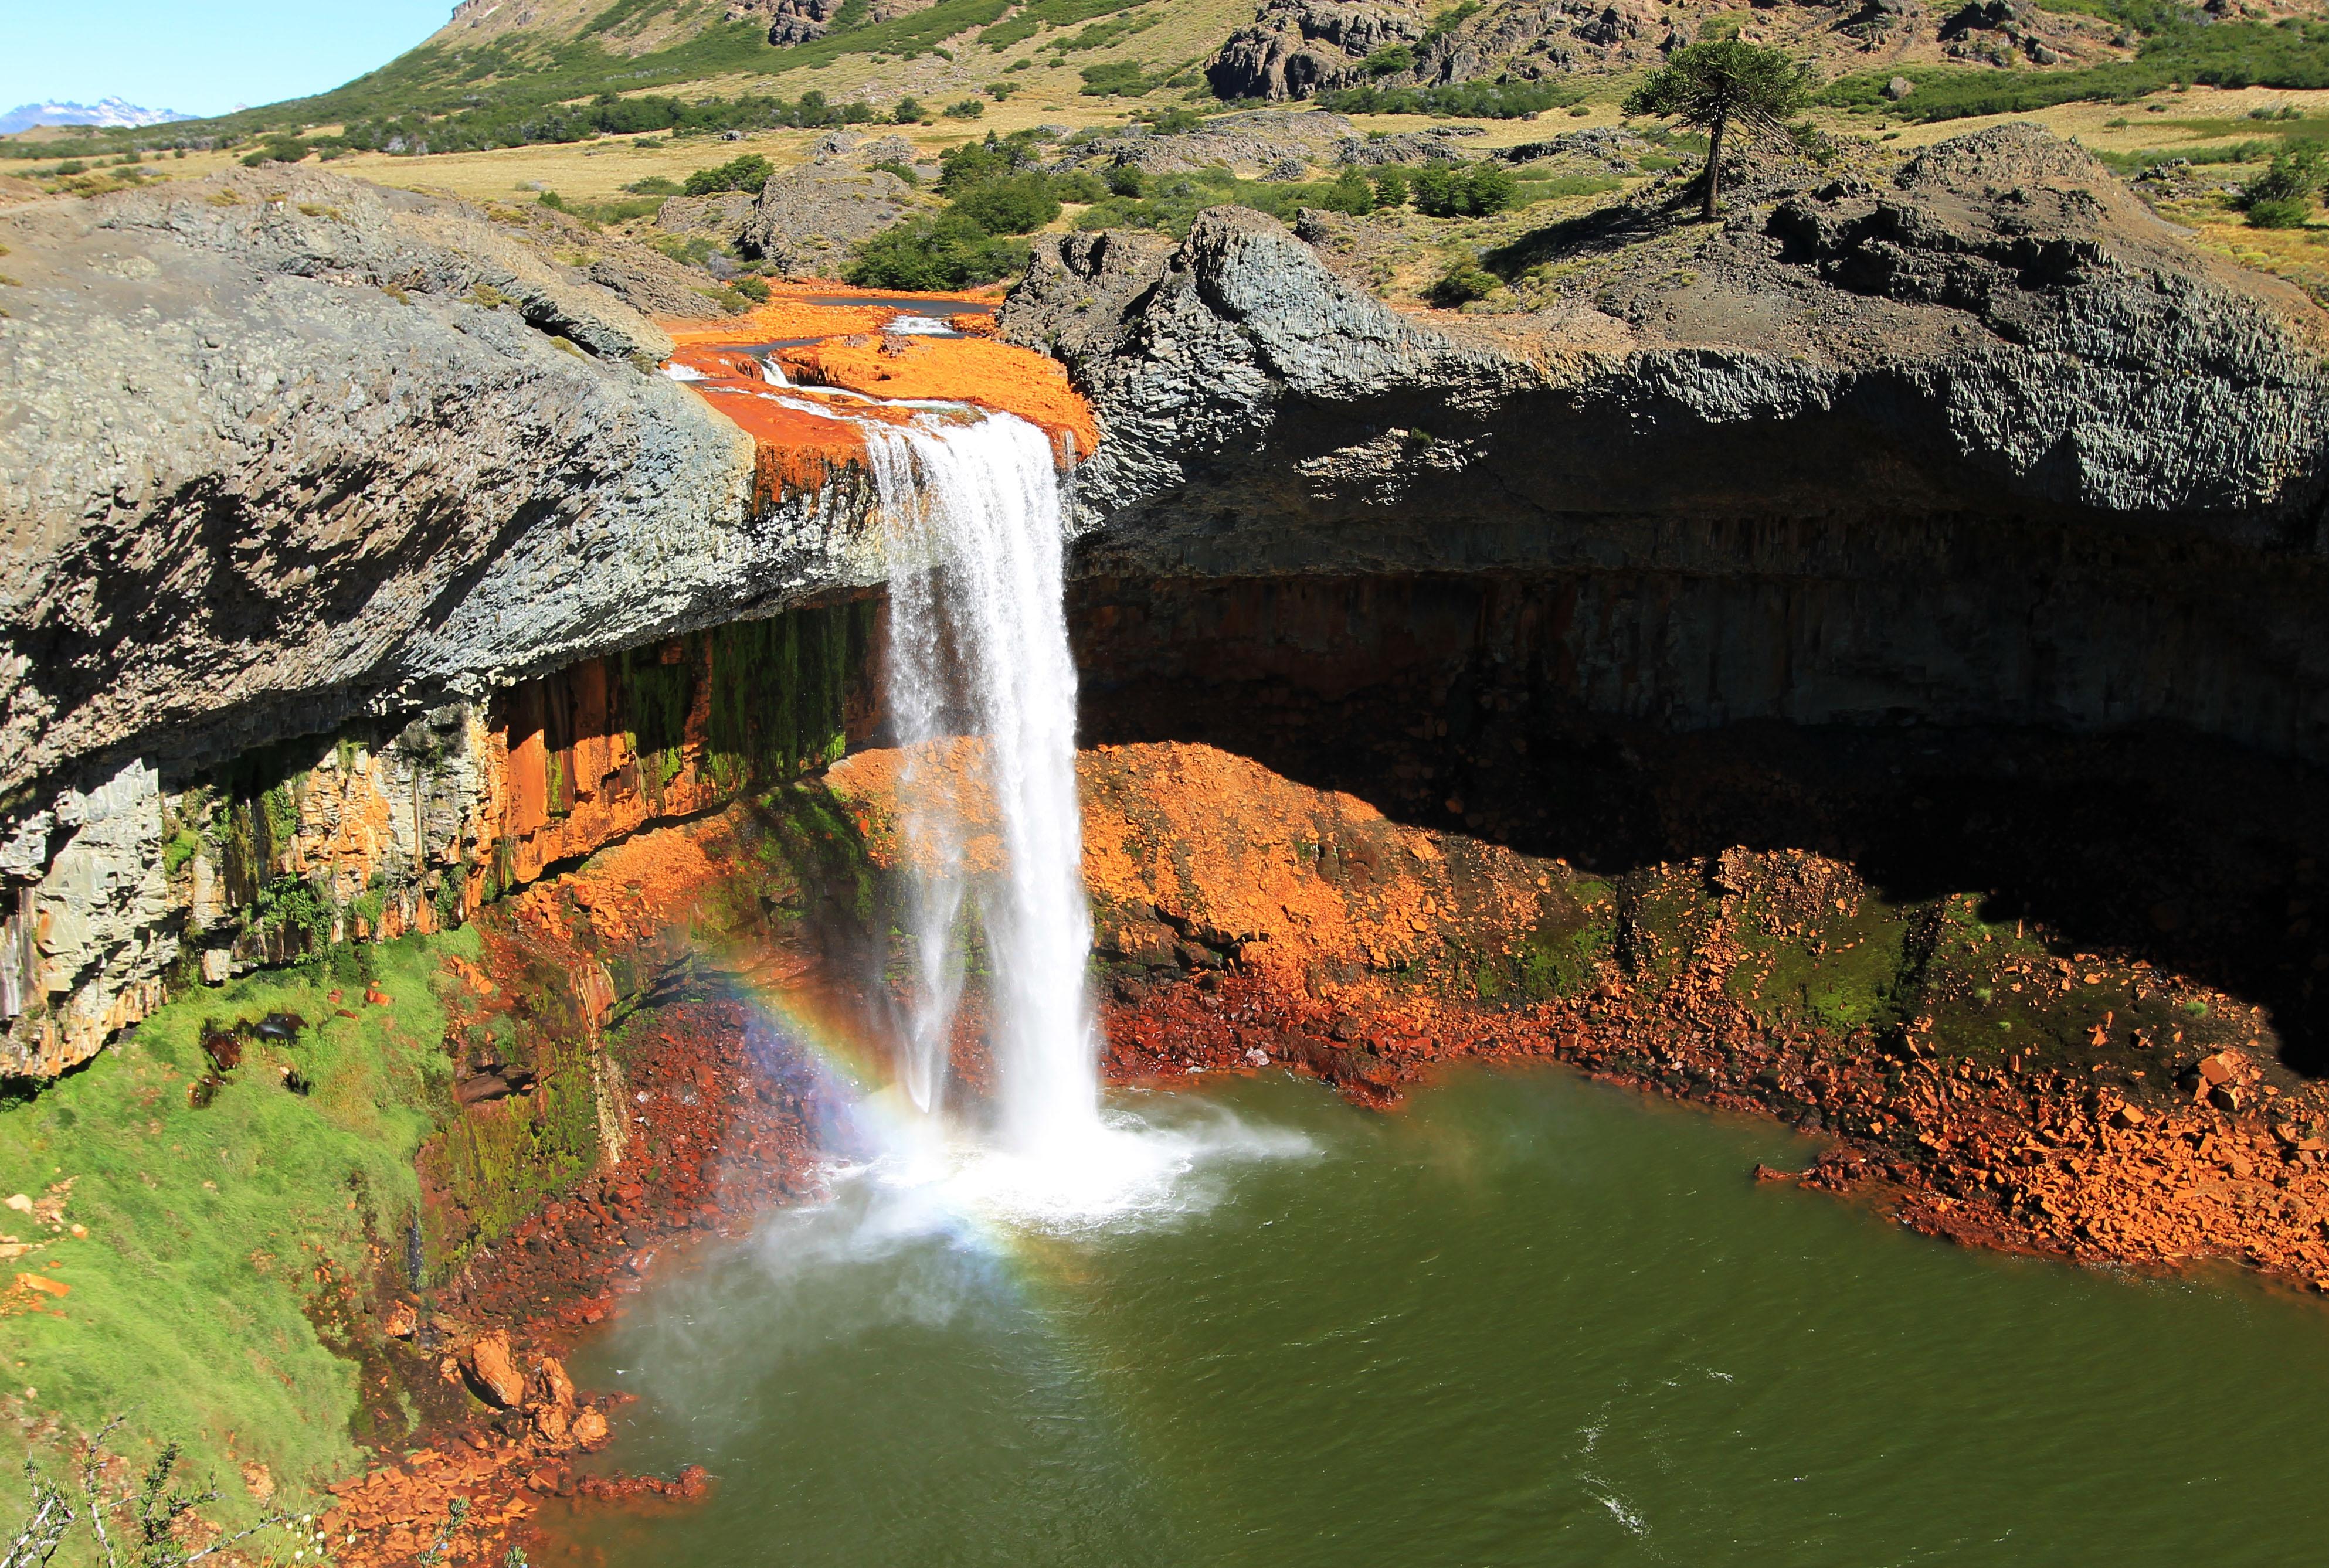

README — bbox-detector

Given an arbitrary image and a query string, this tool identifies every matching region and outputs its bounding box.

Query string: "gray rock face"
[1208,0,1424,100]
[742,139,923,273]
[1207,0,1663,100]
[0,168,889,1070]
[1054,111,1483,179]
[656,191,756,243]
[9,127,2329,1074]
[1004,127,2329,760]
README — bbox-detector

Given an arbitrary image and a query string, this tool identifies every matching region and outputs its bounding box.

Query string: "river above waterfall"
[532,1064,2329,1567]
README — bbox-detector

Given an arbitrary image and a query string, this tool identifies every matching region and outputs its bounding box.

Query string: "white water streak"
[865,411,1099,1159]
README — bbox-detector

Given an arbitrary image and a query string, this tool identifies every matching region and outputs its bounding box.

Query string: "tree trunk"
[1703,112,1727,222]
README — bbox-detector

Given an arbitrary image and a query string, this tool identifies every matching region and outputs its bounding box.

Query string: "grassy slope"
[0,931,466,1543]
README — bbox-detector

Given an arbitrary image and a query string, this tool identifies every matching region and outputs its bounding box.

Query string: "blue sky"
[1,1,454,117]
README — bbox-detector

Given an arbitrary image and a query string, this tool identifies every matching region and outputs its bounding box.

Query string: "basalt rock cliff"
[1004,125,2329,754]
[4,125,2327,1077]
[0,167,884,1072]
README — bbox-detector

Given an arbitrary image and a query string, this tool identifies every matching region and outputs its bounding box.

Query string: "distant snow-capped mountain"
[0,98,195,135]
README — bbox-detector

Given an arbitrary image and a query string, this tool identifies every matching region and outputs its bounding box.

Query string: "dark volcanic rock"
[7,125,2329,1076]
[1209,0,1425,101]
[1005,125,2329,754]
[0,168,885,1072]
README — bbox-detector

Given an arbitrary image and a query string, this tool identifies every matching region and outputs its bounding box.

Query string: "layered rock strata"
[9,127,2329,1076]
[0,171,893,1072]
[1006,127,2329,756]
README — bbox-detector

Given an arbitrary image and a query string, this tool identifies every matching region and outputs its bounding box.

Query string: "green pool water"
[537,1066,2329,1567]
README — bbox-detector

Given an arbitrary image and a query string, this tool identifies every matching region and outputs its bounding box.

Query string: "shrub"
[239,136,308,167]
[2246,196,2312,227]
[623,174,681,195]
[732,274,772,302]
[1431,260,1499,307]
[681,152,772,195]
[1105,162,1146,197]
[847,210,1031,288]
[1371,165,1413,208]
[1313,165,1376,215]
[1365,44,1415,77]
[944,99,986,120]
[2240,148,2322,225]
[951,171,1064,233]
[1413,161,1519,217]
[870,158,921,186]
[894,96,925,124]
[1080,62,1151,96]
[938,130,1041,192]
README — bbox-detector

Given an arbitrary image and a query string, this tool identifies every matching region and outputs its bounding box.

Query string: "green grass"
[0,930,466,1546]
[1821,19,2329,124]
[979,0,1147,51]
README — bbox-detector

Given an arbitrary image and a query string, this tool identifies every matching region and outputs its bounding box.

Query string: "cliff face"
[1004,127,2329,760]
[0,169,888,1074]
[8,127,2329,1076]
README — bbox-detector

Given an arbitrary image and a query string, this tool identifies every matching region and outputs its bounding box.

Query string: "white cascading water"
[863,409,1103,1163]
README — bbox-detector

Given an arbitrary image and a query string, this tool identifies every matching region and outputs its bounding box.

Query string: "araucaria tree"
[1624,42,1813,221]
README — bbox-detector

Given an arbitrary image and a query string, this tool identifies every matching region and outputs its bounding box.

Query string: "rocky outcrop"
[0,169,892,1072]
[1004,125,2329,744]
[11,126,2329,1077]
[1208,0,1425,101]
[1207,0,1666,100]
[742,134,927,272]
[727,0,938,45]
[655,191,756,244]
[1051,110,1483,179]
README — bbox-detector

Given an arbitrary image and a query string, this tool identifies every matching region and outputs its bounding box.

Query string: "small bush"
[2240,148,2322,226]
[870,158,921,186]
[951,171,1063,233]
[1105,163,1145,197]
[1431,260,1499,307]
[1371,165,1413,208]
[848,211,1031,288]
[239,137,308,168]
[682,153,772,195]
[623,174,682,195]
[1313,165,1376,215]
[2246,195,2313,228]
[1364,44,1415,77]
[944,99,986,120]
[732,274,772,302]
[894,96,926,124]
[1080,62,1151,97]
[1413,161,1519,217]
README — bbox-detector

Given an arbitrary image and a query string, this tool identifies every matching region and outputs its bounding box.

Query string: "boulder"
[654,191,755,242]
[744,165,917,273]
[466,1331,527,1408]
[1207,0,1425,101]
[571,1407,611,1450]
[536,1355,577,1411]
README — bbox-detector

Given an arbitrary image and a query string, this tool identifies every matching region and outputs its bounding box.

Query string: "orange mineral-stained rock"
[571,1407,611,1451]
[467,1331,527,1409]
[775,334,1097,459]
[660,283,1096,505]
[537,1355,577,1411]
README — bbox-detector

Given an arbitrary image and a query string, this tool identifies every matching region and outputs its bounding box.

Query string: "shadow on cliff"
[1074,599,2329,1077]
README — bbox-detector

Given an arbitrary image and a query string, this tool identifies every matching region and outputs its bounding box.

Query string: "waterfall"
[865,410,1101,1161]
